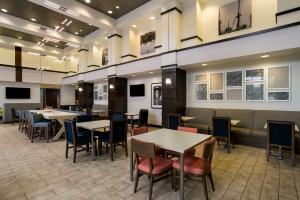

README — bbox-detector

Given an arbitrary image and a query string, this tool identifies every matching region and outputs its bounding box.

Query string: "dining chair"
[111,111,125,121]
[18,110,25,132]
[99,119,128,161]
[29,113,52,143]
[168,114,181,130]
[212,116,233,153]
[131,109,149,128]
[177,126,198,133]
[64,119,95,163]
[267,120,295,166]
[173,137,216,200]
[11,108,19,126]
[132,138,174,200]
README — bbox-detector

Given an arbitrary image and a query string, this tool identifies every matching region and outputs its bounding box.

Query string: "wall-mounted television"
[6,87,31,99]
[130,84,145,97]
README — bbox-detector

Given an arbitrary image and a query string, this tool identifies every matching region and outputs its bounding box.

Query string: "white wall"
[60,85,75,105]
[186,54,300,111]
[0,82,41,109]
[128,75,162,125]
[0,65,15,82]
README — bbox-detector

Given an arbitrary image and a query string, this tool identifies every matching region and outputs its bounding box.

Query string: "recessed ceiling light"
[261,54,270,58]
[75,32,79,35]
[108,10,113,14]
[132,24,137,28]
[31,18,36,22]
[1,9,7,13]
[55,45,58,48]
[150,72,154,74]
[61,19,68,25]
[88,23,92,26]
[18,36,23,40]
[131,74,136,77]
[150,16,155,20]
[79,29,82,32]
[201,63,208,66]
[66,20,72,26]
[115,6,119,9]
[85,0,91,3]
[105,37,108,40]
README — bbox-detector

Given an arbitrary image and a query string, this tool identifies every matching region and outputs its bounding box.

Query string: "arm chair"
[267,120,295,166]
[64,119,95,163]
[11,108,19,125]
[100,119,128,161]
[29,113,52,143]
[132,139,174,200]
[212,117,233,153]
[173,137,216,200]
[168,114,181,130]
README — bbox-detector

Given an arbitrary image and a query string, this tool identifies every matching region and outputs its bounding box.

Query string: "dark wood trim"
[87,65,100,68]
[77,49,89,52]
[121,54,137,58]
[63,66,110,79]
[276,7,300,23]
[108,34,122,39]
[161,64,177,69]
[161,7,182,15]
[148,124,162,128]
[155,45,162,49]
[0,64,16,68]
[178,21,300,52]
[181,35,203,42]
[15,46,22,82]
[108,74,117,78]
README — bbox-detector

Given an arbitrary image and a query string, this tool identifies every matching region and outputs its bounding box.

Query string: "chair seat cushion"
[138,157,173,175]
[173,157,210,175]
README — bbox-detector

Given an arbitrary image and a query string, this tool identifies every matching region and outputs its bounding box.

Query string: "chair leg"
[227,139,230,154]
[111,143,114,161]
[202,175,209,200]
[208,172,215,191]
[149,175,153,200]
[65,143,69,159]
[134,170,140,193]
[31,127,35,143]
[266,144,270,162]
[45,127,49,142]
[86,143,89,152]
[125,140,128,157]
[73,145,77,163]
[292,148,295,167]
[171,170,175,189]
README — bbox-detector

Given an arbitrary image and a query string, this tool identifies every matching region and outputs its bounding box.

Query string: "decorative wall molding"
[77,49,89,52]
[161,64,177,69]
[181,35,203,42]
[108,34,122,39]
[155,45,162,49]
[121,54,137,58]
[87,65,100,68]
[161,7,182,15]
[276,7,300,23]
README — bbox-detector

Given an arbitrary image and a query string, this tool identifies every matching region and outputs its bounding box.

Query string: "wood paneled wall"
[78,82,94,109]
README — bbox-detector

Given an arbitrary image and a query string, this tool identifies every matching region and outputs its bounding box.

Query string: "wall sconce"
[109,84,115,89]
[78,87,83,92]
[165,78,172,85]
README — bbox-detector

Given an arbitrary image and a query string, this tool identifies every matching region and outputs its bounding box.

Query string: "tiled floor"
[0,124,300,200]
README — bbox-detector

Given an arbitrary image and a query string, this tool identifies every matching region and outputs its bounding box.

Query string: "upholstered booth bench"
[184,108,300,153]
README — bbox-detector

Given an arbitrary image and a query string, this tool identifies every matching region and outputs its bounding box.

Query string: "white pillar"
[121,27,138,62]
[87,43,101,69]
[78,48,88,73]
[108,30,122,65]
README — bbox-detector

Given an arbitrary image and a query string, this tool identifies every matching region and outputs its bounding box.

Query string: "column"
[161,67,186,128]
[108,77,127,116]
[121,27,138,62]
[87,43,101,67]
[78,48,89,73]
[78,82,94,109]
[108,30,122,65]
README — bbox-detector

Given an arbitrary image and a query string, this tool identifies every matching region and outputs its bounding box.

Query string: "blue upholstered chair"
[11,108,19,125]
[29,113,52,143]
[267,120,295,166]
[131,109,149,128]
[18,110,26,132]
[99,119,128,161]
[212,117,233,153]
[111,112,125,121]
[168,114,181,130]
[64,119,94,163]
[76,114,93,134]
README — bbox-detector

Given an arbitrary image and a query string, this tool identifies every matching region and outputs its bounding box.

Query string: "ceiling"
[0,26,67,49]
[0,0,98,37]
[76,0,151,19]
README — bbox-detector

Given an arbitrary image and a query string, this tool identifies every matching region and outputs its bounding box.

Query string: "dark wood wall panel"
[78,83,94,109]
[162,68,186,127]
[15,46,22,82]
[43,88,60,108]
[108,77,127,116]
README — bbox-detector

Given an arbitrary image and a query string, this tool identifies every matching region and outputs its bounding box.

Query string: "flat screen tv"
[130,84,145,97]
[6,87,30,99]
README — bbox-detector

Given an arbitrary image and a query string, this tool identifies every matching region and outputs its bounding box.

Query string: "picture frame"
[195,83,208,101]
[226,88,243,101]
[195,74,208,83]
[245,68,264,82]
[268,91,290,102]
[210,72,224,91]
[140,31,156,55]
[268,66,290,89]
[245,83,264,101]
[151,83,162,109]
[226,71,243,87]
[210,92,224,101]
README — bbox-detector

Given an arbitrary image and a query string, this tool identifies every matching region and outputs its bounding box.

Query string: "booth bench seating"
[184,108,300,153]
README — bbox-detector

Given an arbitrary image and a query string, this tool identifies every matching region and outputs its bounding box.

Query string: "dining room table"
[29,109,79,141]
[129,128,211,200]
[181,116,195,126]
[76,120,110,160]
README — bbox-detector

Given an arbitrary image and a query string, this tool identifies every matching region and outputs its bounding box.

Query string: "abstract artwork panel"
[227,71,242,87]
[195,83,208,100]
[102,48,108,65]
[245,69,264,82]
[195,74,208,82]
[268,66,289,89]
[268,92,290,101]
[246,83,264,100]
[210,73,224,91]
[219,0,252,35]
[151,83,162,109]
[140,31,156,55]
[227,89,243,100]
[210,93,224,101]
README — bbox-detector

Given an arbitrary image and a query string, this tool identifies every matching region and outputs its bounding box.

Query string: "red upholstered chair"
[132,139,173,200]
[177,126,198,133]
[173,137,216,200]
[131,126,148,136]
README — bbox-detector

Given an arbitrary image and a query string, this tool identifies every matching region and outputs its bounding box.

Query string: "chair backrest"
[177,126,197,133]
[111,112,124,121]
[33,113,43,123]
[110,119,128,143]
[139,109,148,127]
[76,114,93,123]
[131,126,148,136]
[212,117,231,137]
[202,137,217,166]
[64,119,76,144]
[132,139,156,159]
[268,120,294,147]
[11,108,16,118]
[18,110,23,120]
[168,114,181,130]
